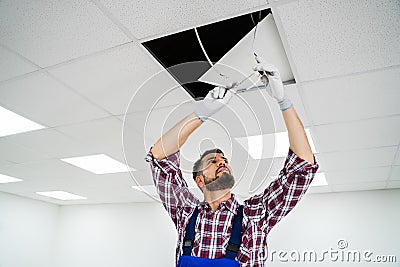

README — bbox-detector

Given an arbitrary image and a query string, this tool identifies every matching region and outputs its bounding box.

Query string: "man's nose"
[217,160,226,166]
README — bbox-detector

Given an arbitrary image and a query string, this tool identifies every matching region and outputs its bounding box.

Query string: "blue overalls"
[177,205,244,267]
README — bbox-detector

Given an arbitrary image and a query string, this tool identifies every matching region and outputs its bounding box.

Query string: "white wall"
[0,191,59,267]
[54,189,400,267]
[53,202,177,267]
[1,189,399,267]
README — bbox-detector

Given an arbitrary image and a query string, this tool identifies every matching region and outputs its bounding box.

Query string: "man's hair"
[192,148,224,180]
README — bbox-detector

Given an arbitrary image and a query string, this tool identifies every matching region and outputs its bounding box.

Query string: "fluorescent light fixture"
[0,106,45,137]
[61,154,136,174]
[0,174,23,183]
[36,191,87,200]
[235,129,317,159]
[310,172,328,187]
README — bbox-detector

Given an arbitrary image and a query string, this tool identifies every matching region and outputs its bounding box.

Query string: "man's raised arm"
[151,113,202,160]
[253,58,314,163]
[282,108,314,164]
[151,87,233,160]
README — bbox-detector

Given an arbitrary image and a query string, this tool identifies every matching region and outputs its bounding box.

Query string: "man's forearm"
[282,107,314,164]
[151,113,203,160]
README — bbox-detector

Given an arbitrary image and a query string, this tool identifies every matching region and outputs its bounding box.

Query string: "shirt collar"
[199,193,239,215]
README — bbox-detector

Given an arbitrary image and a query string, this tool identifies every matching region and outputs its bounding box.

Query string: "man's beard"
[204,172,235,191]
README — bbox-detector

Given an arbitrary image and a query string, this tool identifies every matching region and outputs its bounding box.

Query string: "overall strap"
[182,207,199,256]
[225,205,244,260]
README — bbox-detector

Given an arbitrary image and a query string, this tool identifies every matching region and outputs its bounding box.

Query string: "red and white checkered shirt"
[145,148,319,266]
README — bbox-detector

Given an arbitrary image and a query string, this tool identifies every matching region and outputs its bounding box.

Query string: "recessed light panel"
[61,154,135,174]
[0,174,23,183]
[235,129,317,159]
[0,106,45,137]
[311,172,328,187]
[36,191,87,200]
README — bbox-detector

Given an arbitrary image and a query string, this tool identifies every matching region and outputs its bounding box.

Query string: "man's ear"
[195,174,204,188]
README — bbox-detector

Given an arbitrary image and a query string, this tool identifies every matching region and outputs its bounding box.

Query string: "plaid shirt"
[145,148,319,266]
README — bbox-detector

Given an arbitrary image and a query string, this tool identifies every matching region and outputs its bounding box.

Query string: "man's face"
[197,153,235,191]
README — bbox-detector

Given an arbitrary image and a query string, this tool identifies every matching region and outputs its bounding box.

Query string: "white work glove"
[253,57,292,111]
[194,86,233,122]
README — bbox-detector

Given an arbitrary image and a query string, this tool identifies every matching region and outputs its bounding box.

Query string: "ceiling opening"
[142,8,294,99]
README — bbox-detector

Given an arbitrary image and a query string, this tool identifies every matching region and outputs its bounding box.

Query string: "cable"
[194,27,228,79]
[251,11,263,58]
[194,11,264,91]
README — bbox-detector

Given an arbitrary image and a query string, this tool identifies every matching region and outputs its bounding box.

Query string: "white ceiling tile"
[394,149,400,166]
[122,169,153,187]
[301,67,400,125]
[209,84,310,137]
[56,116,132,154]
[313,116,400,153]
[390,166,400,181]
[48,43,191,115]
[331,182,387,193]
[307,185,332,194]
[276,0,400,81]
[318,146,397,172]
[98,0,267,39]
[123,102,197,149]
[0,46,38,82]
[105,146,150,173]
[79,171,134,190]
[0,139,46,163]
[0,183,57,203]
[123,69,193,114]
[3,128,93,159]
[179,136,242,174]
[0,159,14,167]
[326,166,391,185]
[0,72,110,127]
[386,181,400,189]
[0,159,95,183]
[0,0,130,67]
[246,157,286,195]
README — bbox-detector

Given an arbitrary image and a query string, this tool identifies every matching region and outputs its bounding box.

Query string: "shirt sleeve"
[145,148,199,227]
[244,148,319,235]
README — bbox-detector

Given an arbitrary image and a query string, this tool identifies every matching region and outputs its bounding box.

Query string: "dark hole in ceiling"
[142,8,271,100]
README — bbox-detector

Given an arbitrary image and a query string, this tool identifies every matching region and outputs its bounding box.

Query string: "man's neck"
[204,189,232,211]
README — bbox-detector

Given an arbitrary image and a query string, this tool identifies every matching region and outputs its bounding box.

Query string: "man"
[145,58,319,266]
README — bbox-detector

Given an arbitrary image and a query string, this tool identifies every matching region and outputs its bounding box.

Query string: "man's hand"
[194,86,233,122]
[253,57,292,111]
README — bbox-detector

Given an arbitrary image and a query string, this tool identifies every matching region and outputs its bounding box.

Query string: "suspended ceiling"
[0,0,399,205]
